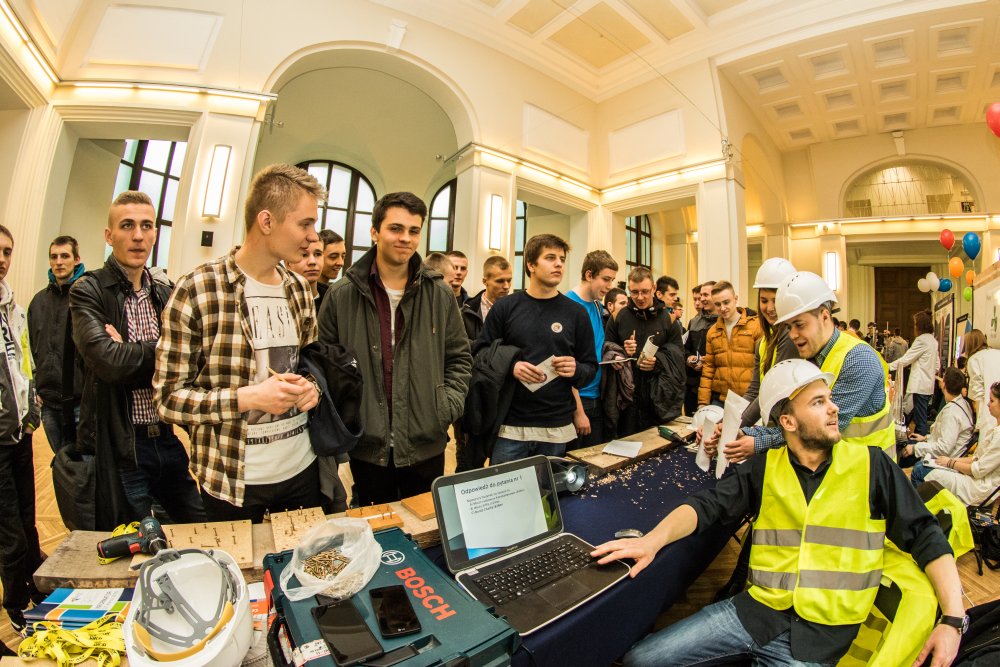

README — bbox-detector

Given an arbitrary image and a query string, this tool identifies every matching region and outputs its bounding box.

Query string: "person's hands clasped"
[913,624,961,667]
[591,535,662,578]
[552,356,576,378]
[909,433,926,442]
[246,373,311,415]
[513,360,546,384]
[723,435,755,464]
[703,422,722,458]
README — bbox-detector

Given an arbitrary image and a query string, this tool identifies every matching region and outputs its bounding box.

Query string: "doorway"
[874,266,932,341]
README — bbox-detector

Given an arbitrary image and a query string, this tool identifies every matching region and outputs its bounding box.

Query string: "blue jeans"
[40,404,79,453]
[119,428,206,524]
[909,393,931,436]
[910,460,933,488]
[624,598,834,667]
[490,436,568,465]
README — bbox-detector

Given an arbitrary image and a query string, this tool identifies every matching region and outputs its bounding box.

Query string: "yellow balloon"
[948,256,963,279]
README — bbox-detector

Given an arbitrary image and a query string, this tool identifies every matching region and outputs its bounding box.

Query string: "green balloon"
[963,286,973,302]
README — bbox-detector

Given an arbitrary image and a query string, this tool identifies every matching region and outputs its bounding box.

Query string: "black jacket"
[650,328,686,424]
[27,266,85,406]
[463,339,520,462]
[298,340,364,458]
[460,289,487,342]
[70,258,173,464]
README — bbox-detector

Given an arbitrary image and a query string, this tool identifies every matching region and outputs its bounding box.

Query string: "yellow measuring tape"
[17,615,125,666]
[97,522,140,565]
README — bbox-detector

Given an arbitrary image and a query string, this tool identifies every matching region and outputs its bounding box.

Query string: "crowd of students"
[0,162,997,664]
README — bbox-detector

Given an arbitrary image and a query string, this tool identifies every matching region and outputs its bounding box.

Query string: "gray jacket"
[317,247,471,467]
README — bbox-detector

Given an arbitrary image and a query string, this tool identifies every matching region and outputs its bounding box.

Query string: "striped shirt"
[153,249,317,506]
[124,282,160,425]
[744,329,887,452]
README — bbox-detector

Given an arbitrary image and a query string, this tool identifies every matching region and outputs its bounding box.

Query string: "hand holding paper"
[717,392,750,479]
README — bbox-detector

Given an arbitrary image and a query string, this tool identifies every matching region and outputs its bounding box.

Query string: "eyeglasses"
[629,289,652,298]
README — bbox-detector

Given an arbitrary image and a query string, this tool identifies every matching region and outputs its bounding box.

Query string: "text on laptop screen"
[438,460,560,568]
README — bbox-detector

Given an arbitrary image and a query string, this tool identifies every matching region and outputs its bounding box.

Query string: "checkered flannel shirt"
[124,279,160,425]
[153,249,317,505]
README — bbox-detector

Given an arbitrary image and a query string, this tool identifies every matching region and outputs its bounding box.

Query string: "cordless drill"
[96,516,168,559]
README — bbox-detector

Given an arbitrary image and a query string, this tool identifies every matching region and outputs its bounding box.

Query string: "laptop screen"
[432,456,563,573]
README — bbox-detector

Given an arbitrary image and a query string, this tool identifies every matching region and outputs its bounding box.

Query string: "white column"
[818,227,848,316]
[696,173,747,300]
[452,154,515,290]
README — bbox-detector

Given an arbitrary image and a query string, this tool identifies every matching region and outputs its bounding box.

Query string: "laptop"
[431,455,630,636]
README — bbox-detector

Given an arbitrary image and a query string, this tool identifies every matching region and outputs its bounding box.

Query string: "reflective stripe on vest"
[748,443,885,625]
[820,333,896,458]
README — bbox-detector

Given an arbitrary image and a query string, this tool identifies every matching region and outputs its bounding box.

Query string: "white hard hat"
[774,271,838,324]
[759,359,835,427]
[692,404,724,432]
[753,257,797,289]
[125,549,253,667]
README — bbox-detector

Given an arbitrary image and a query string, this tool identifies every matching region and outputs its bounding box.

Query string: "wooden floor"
[2,428,998,656]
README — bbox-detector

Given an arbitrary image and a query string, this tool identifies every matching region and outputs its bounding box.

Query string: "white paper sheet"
[639,335,659,363]
[520,355,558,392]
[602,439,643,458]
[922,453,956,471]
[717,392,750,479]
[692,405,724,473]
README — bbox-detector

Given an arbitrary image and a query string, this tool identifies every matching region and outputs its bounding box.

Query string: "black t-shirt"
[475,291,596,427]
[685,446,953,664]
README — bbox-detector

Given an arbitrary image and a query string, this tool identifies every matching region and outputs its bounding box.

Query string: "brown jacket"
[698,308,762,406]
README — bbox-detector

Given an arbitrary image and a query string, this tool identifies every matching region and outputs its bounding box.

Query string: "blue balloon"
[963,232,981,260]
[939,278,953,292]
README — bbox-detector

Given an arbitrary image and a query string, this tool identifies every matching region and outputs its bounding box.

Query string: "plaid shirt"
[153,249,317,505]
[124,280,160,425]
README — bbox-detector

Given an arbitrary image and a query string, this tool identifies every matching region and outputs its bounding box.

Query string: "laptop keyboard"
[471,536,593,605]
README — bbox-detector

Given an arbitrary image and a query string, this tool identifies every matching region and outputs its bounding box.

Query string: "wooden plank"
[565,421,693,476]
[401,492,436,521]
[270,507,327,553]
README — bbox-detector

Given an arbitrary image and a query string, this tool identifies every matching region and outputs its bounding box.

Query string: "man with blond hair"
[72,191,204,527]
[155,164,324,522]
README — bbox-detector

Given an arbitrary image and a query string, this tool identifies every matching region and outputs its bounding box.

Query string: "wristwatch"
[938,614,969,634]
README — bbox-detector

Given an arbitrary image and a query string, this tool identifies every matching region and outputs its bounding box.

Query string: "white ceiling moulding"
[789,213,995,230]
[0,0,57,86]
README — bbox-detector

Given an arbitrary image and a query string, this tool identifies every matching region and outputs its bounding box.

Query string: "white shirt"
[241,274,316,485]
[913,396,974,458]
[888,332,939,395]
[386,286,403,347]
[967,348,1000,432]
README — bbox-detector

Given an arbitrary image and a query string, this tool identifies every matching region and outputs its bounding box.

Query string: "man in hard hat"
[715,271,896,461]
[592,359,964,667]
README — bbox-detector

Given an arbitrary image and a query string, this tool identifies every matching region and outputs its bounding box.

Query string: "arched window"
[113,139,186,269]
[626,215,651,270]
[428,179,456,253]
[513,200,528,290]
[298,160,376,267]
[843,161,977,217]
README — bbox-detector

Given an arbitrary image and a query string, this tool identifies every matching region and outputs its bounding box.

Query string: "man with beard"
[592,359,964,667]
[604,267,677,435]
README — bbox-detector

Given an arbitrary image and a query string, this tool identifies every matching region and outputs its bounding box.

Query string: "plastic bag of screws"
[302,548,352,580]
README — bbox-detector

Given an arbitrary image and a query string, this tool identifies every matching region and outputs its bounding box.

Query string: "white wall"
[0,109,28,221]
[58,138,122,272]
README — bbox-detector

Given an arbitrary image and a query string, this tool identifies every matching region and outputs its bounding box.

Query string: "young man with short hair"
[319,229,346,283]
[605,267,677,436]
[889,310,940,436]
[698,280,762,408]
[73,191,205,525]
[28,235,84,452]
[286,237,327,310]
[423,252,456,285]
[683,281,717,415]
[155,165,324,522]
[904,367,975,473]
[604,287,628,323]
[0,225,43,637]
[655,275,679,311]
[319,192,471,503]
[475,234,596,464]
[568,250,619,447]
[444,250,469,306]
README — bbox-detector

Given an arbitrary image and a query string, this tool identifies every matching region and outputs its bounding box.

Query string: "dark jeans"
[351,451,444,505]
[571,397,605,449]
[490,437,568,465]
[908,393,931,436]
[40,403,79,453]
[201,459,323,523]
[454,421,486,473]
[683,384,700,417]
[0,433,43,616]
[119,427,206,524]
[910,460,933,488]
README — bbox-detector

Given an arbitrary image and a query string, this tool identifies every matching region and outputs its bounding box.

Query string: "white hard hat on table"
[753,257,797,290]
[759,358,835,427]
[774,271,837,324]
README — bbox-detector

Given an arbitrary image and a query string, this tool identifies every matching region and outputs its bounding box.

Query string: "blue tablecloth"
[430,445,731,667]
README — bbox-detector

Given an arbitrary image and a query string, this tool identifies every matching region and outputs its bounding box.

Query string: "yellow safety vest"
[758,337,775,378]
[749,443,886,625]
[820,333,896,458]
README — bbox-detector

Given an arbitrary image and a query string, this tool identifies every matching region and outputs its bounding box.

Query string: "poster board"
[973,260,1000,348]
[934,293,954,369]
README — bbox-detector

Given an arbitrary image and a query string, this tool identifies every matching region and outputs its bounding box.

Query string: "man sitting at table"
[592,358,964,667]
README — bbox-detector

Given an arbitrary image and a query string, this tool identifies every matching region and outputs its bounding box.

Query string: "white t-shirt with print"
[242,275,316,485]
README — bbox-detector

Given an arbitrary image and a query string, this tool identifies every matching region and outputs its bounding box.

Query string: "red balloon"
[989,102,1000,138]
[939,228,954,251]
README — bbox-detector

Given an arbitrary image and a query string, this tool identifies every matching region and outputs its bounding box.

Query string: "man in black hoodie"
[605,267,678,436]
[28,235,84,453]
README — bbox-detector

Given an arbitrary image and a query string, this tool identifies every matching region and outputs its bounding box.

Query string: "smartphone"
[370,585,422,638]
[311,599,383,667]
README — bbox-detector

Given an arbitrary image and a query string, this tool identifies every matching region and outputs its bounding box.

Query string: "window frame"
[625,214,651,270]
[296,159,377,268]
[115,139,185,268]
[427,179,457,253]
[513,200,528,290]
